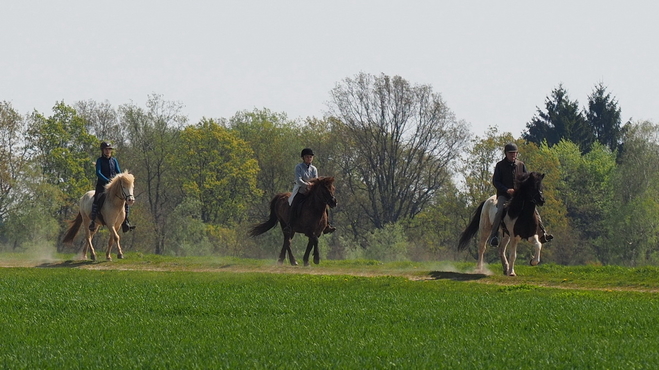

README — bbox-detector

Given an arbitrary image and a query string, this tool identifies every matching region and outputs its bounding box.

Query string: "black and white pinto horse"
[458,172,546,276]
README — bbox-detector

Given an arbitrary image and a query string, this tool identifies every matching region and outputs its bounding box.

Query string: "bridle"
[117,182,135,202]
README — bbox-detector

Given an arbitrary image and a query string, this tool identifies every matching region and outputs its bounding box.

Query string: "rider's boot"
[323,224,336,234]
[538,223,553,244]
[121,204,135,233]
[322,209,336,234]
[489,209,504,247]
[89,202,99,231]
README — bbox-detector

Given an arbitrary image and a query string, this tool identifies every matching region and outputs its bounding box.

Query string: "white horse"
[63,172,135,261]
[458,172,546,276]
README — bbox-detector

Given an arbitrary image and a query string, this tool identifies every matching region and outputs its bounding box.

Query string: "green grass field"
[1,254,658,369]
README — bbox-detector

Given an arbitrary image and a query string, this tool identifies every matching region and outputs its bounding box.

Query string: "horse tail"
[458,201,485,251]
[62,212,83,244]
[249,196,280,237]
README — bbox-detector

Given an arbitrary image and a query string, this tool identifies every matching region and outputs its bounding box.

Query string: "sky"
[2,1,658,139]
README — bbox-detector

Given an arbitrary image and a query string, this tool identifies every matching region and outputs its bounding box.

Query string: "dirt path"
[3,257,659,293]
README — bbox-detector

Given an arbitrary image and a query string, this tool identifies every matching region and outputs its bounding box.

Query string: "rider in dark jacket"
[488,143,552,246]
[89,142,135,232]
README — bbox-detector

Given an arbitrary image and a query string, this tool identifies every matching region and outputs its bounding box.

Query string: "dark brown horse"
[250,177,337,266]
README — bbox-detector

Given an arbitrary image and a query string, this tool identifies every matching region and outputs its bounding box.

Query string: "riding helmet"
[301,148,314,157]
[504,143,518,153]
[100,141,114,150]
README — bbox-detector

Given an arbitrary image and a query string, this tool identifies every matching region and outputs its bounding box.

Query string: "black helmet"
[301,148,314,157]
[100,141,114,150]
[504,143,518,153]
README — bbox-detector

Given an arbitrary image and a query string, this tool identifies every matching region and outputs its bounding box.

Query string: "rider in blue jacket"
[89,142,135,232]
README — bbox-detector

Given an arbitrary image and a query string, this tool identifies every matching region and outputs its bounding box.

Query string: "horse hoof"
[106,256,112,261]
[277,259,284,265]
[313,258,320,265]
[118,254,124,259]
[304,261,310,267]
[530,259,539,266]
[291,261,298,266]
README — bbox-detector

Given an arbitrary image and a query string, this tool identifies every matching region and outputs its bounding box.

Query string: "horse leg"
[115,230,124,259]
[498,235,510,275]
[279,233,297,266]
[84,229,97,261]
[476,229,488,272]
[277,239,287,265]
[529,236,542,266]
[507,238,518,276]
[106,227,120,261]
[303,236,317,266]
[287,235,297,266]
[313,237,320,265]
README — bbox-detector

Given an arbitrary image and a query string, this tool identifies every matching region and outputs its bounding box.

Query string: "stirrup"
[539,233,554,243]
[122,221,135,233]
[89,221,97,231]
[489,236,499,247]
[323,225,336,234]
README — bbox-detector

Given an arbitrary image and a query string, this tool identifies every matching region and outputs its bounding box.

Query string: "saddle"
[290,192,307,219]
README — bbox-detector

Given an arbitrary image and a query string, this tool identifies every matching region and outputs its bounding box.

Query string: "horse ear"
[541,173,545,179]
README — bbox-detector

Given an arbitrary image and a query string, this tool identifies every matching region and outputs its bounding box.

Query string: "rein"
[109,176,134,202]
[117,187,133,201]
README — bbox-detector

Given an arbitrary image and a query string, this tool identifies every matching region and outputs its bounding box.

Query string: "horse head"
[518,172,545,206]
[107,172,135,206]
[310,176,337,208]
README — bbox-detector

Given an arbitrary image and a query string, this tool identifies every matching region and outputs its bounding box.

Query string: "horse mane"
[508,171,545,220]
[105,171,135,194]
[307,176,334,194]
[515,172,543,192]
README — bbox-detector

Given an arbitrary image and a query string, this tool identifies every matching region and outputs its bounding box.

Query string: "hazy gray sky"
[2,1,657,138]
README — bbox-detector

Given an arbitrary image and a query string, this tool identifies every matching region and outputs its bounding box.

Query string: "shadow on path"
[428,271,488,281]
[37,260,101,268]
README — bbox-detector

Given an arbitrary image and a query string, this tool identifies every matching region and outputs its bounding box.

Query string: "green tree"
[601,121,659,265]
[405,182,469,261]
[553,140,615,239]
[586,82,624,153]
[120,94,186,255]
[460,126,515,207]
[74,99,124,147]
[26,102,97,222]
[177,118,261,225]
[0,102,29,221]
[548,140,616,264]
[328,72,469,229]
[227,109,302,217]
[523,85,594,152]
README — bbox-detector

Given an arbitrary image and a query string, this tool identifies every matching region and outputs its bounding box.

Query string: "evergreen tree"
[523,85,594,153]
[586,82,623,153]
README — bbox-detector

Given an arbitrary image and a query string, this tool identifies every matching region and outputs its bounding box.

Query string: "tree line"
[1,72,658,266]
